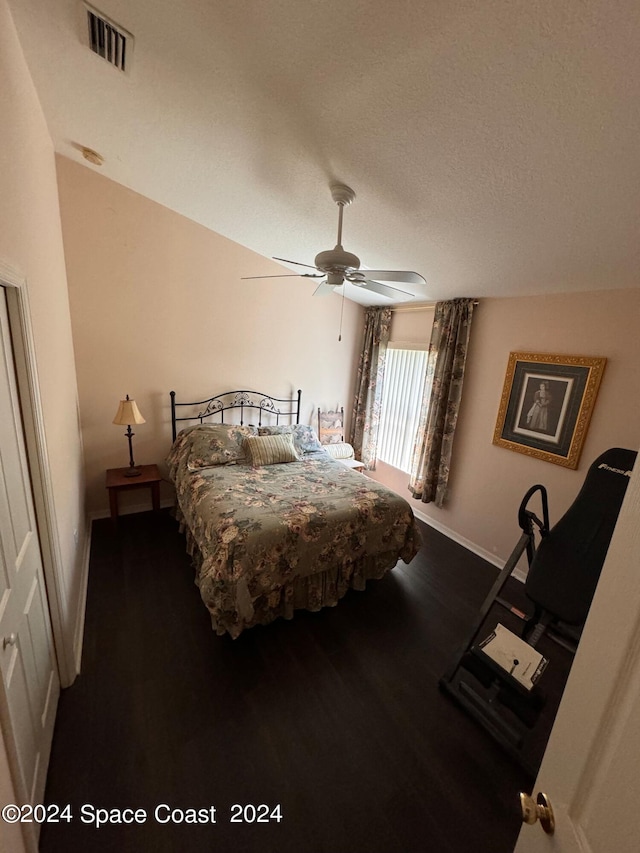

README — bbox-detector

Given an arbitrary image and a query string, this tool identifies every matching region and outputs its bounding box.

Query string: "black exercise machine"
[440,447,636,768]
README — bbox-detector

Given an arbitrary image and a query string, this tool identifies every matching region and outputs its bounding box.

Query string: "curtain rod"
[391,299,480,313]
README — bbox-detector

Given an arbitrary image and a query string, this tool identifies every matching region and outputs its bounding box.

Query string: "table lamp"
[112,394,146,477]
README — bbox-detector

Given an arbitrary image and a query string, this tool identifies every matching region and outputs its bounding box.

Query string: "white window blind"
[377,346,428,473]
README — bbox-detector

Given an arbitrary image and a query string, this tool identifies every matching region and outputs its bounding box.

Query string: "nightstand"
[106,464,162,528]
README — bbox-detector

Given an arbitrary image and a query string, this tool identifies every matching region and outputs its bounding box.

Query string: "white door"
[0,288,59,817]
[513,450,640,852]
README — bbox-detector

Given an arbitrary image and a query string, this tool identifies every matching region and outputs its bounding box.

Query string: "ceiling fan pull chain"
[338,288,345,342]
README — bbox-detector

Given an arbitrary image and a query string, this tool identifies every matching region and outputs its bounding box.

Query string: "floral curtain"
[409,298,476,507]
[350,306,392,470]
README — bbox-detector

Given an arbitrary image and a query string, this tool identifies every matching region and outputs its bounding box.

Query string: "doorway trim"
[0,259,77,688]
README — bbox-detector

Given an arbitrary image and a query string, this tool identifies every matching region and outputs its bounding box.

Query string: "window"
[377,345,429,473]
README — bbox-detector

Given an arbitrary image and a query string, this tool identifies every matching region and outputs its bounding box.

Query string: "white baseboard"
[412,507,527,583]
[88,497,175,523]
[512,566,528,583]
[72,517,92,677]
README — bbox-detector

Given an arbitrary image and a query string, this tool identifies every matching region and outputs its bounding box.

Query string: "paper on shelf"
[478,623,548,690]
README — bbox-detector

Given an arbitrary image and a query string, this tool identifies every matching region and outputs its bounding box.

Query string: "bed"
[167,389,422,638]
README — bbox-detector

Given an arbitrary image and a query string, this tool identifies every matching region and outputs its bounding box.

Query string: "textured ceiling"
[8,0,640,305]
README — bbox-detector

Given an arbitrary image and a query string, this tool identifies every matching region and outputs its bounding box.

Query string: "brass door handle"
[3,633,17,650]
[520,792,555,835]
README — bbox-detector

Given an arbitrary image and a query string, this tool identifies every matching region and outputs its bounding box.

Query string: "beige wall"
[389,305,434,346]
[370,289,640,566]
[55,156,364,514]
[53,147,640,564]
[0,3,86,648]
[0,0,86,846]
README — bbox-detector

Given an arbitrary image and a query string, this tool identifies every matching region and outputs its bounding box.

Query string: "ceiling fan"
[242,183,426,300]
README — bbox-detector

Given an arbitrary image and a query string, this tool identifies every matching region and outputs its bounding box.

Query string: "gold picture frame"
[493,352,606,469]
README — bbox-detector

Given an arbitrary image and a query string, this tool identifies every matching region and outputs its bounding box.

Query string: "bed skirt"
[176,507,404,638]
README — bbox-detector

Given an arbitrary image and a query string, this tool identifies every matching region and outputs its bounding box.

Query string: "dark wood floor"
[40,511,571,853]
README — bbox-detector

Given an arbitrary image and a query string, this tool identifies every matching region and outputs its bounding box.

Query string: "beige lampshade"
[112,396,146,426]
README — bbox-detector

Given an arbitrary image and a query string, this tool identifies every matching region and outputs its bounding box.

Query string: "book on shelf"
[478,623,548,690]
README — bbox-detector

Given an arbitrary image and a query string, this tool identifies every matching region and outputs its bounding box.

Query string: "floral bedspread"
[167,430,422,637]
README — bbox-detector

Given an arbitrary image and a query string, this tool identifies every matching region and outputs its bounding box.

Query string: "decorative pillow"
[258,424,323,455]
[324,442,356,460]
[186,424,257,469]
[244,434,300,466]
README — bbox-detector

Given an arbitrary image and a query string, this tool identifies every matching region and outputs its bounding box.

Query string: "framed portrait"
[493,352,606,468]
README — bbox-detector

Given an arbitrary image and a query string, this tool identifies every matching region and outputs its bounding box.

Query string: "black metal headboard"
[170,389,301,442]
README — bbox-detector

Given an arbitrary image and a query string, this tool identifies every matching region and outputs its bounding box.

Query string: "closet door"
[0,288,59,824]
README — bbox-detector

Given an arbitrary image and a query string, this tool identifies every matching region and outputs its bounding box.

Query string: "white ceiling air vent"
[83,4,133,73]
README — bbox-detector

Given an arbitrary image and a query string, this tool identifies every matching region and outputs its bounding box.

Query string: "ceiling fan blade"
[359,270,426,285]
[313,282,335,297]
[272,256,318,270]
[361,279,415,300]
[241,273,324,280]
